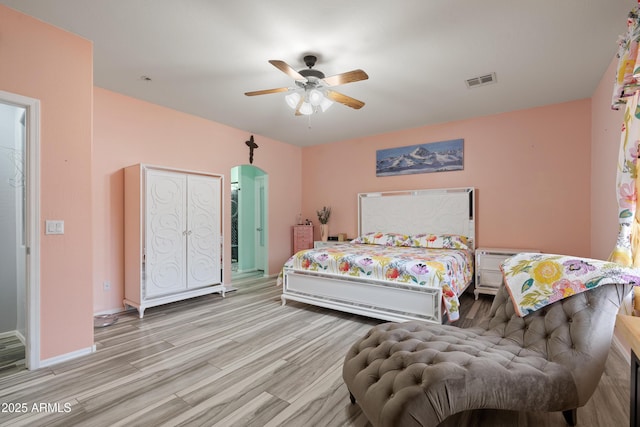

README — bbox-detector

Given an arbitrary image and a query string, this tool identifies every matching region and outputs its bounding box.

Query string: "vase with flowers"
[317,206,331,242]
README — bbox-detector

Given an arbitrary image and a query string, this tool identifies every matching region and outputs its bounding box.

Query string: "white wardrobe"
[124,164,225,318]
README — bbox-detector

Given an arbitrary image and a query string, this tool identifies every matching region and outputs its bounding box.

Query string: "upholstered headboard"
[358,187,475,249]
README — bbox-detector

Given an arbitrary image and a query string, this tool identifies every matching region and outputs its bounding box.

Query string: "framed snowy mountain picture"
[375,138,464,177]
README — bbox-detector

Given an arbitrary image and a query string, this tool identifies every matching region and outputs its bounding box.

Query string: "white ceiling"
[1,0,635,147]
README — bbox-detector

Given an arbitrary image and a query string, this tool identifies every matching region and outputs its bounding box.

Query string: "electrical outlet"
[103,281,111,291]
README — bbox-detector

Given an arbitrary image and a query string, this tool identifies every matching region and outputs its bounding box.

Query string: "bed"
[279,187,476,324]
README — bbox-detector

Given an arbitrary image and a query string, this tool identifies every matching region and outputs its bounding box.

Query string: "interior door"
[145,169,187,297]
[187,174,221,288]
[254,175,266,273]
[0,101,26,360]
[0,90,41,370]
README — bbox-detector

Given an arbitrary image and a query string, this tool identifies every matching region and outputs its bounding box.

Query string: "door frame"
[0,90,41,370]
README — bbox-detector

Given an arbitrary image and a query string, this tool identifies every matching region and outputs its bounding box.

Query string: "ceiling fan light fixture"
[249,56,367,116]
[319,96,334,112]
[299,102,314,115]
[308,89,324,106]
[285,92,301,109]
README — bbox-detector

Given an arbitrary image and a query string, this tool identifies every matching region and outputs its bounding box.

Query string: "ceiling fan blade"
[244,87,289,96]
[294,94,304,116]
[326,90,365,109]
[322,69,369,86]
[269,60,305,81]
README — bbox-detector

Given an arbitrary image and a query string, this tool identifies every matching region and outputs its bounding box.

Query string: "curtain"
[612,7,640,110]
[610,89,640,268]
[611,5,640,313]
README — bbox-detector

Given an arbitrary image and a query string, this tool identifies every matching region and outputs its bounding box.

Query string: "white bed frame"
[281,187,475,323]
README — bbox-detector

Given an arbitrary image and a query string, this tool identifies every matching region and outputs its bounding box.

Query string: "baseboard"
[94,275,279,314]
[612,332,631,365]
[15,330,26,346]
[232,268,261,275]
[230,273,277,286]
[39,344,96,369]
[94,307,126,316]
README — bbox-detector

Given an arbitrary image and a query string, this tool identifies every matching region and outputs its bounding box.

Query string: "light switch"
[45,220,64,235]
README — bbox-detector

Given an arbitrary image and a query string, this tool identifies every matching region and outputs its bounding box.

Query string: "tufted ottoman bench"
[343,281,632,427]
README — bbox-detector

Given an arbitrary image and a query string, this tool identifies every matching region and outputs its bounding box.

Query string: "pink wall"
[2,3,625,360]
[302,100,592,257]
[591,56,626,260]
[92,89,302,313]
[0,6,94,359]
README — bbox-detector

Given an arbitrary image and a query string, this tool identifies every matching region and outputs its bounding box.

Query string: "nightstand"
[474,247,539,299]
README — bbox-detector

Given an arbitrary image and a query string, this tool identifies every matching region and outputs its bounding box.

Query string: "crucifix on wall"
[245,135,258,164]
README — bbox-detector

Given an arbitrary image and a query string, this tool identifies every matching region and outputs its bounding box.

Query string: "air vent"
[465,73,497,88]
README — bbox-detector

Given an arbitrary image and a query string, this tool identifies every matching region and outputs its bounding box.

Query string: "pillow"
[351,232,412,246]
[410,233,470,250]
[351,232,470,250]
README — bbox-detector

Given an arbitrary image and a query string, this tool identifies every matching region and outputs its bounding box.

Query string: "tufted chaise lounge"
[343,281,632,427]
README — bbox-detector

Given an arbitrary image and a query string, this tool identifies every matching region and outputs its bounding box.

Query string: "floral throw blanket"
[278,243,473,322]
[501,252,640,317]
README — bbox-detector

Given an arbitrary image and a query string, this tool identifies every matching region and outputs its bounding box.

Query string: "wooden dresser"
[292,225,313,254]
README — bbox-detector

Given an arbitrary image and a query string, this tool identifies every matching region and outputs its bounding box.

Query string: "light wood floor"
[0,277,631,426]
[0,335,25,377]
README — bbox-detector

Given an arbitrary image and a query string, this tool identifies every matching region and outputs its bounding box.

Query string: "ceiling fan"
[244,55,368,116]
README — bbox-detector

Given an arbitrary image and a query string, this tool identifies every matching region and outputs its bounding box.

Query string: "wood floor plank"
[0,336,25,373]
[1,362,139,410]
[262,361,349,427]
[65,361,221,426]
[0,278,633,426]
[171,360,290,426]
[109,396,191,427]
[209,391,288,427]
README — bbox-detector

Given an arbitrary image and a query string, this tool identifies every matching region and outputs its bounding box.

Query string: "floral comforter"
[501,252,640,317]
[278,243,473,321]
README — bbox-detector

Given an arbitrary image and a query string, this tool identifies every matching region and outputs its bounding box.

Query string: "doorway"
[0,91,40,371]
[230,165,268,282]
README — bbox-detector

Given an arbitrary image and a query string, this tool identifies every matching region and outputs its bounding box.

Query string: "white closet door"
[186,174,221,288]
[145,169,187,297]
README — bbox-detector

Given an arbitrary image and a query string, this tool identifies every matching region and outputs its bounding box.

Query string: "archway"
[230,165,268,281]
